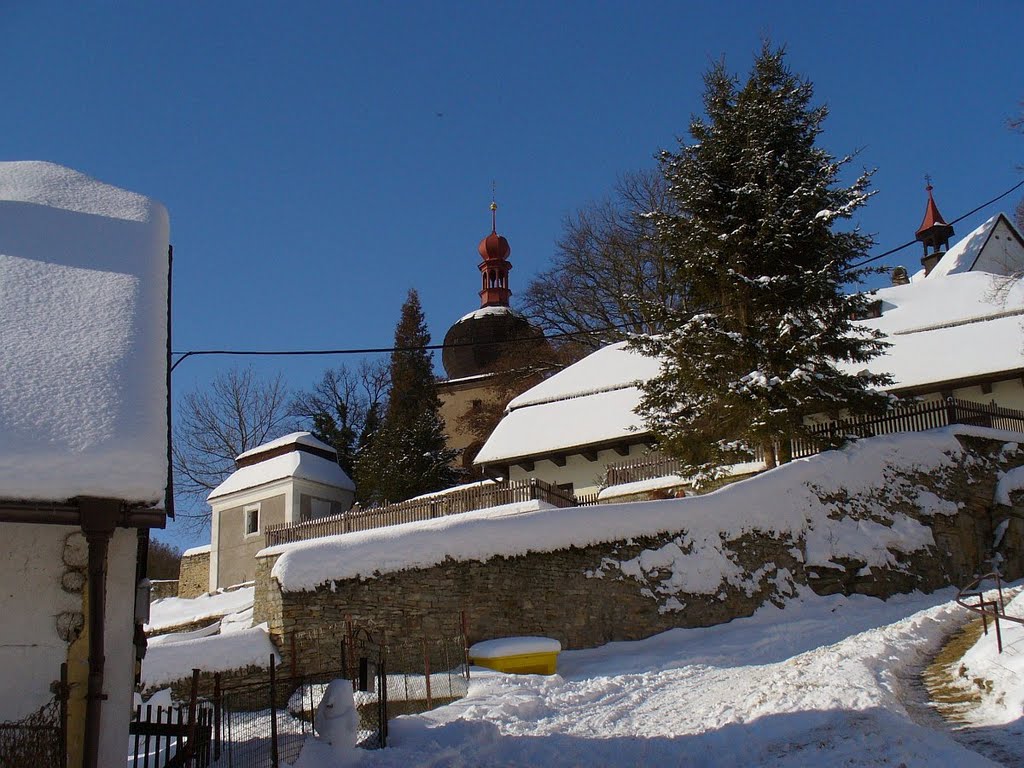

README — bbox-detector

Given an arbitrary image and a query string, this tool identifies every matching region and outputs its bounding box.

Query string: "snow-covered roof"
[0,161,169,504]
[235,431,336,461]
[209,450,354,501]
[477,239,1024,466]
[923,213,1024,280]
[473,343,659,464]
[508,341,661,409]
[851,270,1024,390]
[474,387,648,465]
[455,305,522,323]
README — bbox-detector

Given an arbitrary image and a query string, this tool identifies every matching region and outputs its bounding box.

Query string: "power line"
[170,322,636,372]
[851,177,1024,268]
[172,177,1024,371]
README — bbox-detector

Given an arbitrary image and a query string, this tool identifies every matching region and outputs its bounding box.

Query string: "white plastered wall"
[506,443,651,496]
[98,527,140,766]
[0,523,80,721]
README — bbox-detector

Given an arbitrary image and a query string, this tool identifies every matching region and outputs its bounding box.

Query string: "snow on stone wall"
[254,429,1024,665]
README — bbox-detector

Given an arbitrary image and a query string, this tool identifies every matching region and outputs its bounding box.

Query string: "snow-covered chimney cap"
[235,432,337,469]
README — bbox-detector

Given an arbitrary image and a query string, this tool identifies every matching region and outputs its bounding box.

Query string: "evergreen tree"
[355,290,457,503]
[635,44,891,483]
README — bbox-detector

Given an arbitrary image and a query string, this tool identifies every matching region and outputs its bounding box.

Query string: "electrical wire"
[851,178,1024,268]
[172,177,1024,371]
[170,321,638,371]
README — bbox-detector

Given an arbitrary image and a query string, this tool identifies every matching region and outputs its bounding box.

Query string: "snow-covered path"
[292,587,1024,767]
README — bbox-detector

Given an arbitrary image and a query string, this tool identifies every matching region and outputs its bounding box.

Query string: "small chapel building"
[207,432,355,590]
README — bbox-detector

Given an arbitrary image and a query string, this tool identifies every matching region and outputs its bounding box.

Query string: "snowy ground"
[146,584,254,633]
[290,587,1022,767]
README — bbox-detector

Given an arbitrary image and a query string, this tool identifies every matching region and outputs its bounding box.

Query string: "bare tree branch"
[172,366,294,528]
[521,168,688,348]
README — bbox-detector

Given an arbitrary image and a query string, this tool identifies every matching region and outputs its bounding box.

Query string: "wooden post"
[461,609,471,679]
[269,654,279,765]
[423,638,432,710]
[186,668,199,763]
[213,672,221,761]
[59,662,69,768]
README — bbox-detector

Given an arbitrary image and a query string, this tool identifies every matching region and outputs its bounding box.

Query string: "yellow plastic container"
[470,651,559,676]
[468,637,561,675]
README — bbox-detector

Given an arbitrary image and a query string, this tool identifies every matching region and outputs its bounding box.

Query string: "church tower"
[437,200,546,475]
[916,181,955,276]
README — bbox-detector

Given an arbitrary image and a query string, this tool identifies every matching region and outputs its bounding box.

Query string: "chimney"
[891,266,909,286]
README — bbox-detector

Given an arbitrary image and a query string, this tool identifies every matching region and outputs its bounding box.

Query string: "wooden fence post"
[213,672,221,761]
[269,654,279,765]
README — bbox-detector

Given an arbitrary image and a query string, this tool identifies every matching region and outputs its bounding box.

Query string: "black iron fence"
[605,397,1024,488]
[265,477,582,547]
[0,663,67,768]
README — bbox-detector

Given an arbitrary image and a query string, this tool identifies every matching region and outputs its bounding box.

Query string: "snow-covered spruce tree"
[634,44,891,480]
[354,289,457,504]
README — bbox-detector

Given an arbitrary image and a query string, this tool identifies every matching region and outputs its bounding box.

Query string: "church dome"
[478,231,511,261]
[442,306,542,380]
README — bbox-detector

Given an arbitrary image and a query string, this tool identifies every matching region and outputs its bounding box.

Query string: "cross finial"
[490,180,497,233]
[924,173,933,191]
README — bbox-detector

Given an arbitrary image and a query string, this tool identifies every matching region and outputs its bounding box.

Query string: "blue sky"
[4,2,1021,547]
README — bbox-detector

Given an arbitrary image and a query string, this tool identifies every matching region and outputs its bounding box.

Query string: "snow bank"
[268,428,986,592]
[597,474,686,500]
[995,463,1024,505]
[141,625,278,689]
[292,587,999,768]
[146,585,254,632]
[0,161,169,503]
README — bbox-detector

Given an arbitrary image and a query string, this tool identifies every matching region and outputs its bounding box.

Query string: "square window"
[311,498,332,519]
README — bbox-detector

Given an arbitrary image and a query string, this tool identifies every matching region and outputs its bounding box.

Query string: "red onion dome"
[478,231,510,261]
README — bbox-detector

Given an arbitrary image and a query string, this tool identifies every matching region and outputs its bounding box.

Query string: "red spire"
[477,199,512,307]
[914,179,955,275]
[916,183,950,238]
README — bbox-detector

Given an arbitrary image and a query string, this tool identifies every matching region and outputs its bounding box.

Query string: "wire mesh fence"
[0,698,66,768]
[131,620,469,766]
[0,663,67,768]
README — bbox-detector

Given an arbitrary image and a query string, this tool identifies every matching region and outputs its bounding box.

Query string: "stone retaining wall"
[178,549,210,598]
[149,579,179,600]
[254,435,1024,677]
